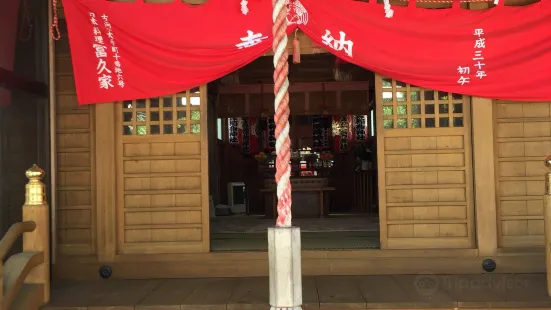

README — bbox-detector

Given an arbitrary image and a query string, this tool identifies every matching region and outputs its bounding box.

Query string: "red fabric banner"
[300,0,551,101]
[62,0,551,105]
[63,0,278,104]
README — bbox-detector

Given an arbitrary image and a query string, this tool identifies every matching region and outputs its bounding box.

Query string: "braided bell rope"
[272,0,292,227]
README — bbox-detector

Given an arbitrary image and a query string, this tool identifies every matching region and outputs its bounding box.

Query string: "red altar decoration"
[246,117,260,155]
[228,117,260,154]
[61,0,551,105]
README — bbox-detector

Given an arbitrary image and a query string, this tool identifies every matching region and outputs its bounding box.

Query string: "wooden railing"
[0,165,50,310]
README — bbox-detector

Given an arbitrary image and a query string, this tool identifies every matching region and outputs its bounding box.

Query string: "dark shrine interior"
[208,53,381,251]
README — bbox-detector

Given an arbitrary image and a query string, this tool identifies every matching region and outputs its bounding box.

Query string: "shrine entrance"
[206,53,476,252]
[57,28,476,257]
[68,57,477,256]
[208,54,381,251]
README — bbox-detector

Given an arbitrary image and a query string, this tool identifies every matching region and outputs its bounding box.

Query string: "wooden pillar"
[95,103,117,262]
[22,164,50,303]
[471,97,498,256]
[544,157,551,296]
[0,261,3,302]
[48,0,58,265]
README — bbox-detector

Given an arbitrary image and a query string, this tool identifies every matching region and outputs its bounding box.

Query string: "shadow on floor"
[211,231,381,251]
[44,274,551,309]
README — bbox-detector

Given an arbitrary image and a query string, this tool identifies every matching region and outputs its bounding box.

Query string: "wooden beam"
[218,81,371,95]
[0,68,48,98]
[52,249,546,279]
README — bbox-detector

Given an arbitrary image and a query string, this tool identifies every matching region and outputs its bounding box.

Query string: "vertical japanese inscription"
[457,28,488,86]
[90,12,113,90]
[355,115,366,141]
[229,118,239,144]
[339,115,349,152]
[472,28,487,80]
[101,14,125,88]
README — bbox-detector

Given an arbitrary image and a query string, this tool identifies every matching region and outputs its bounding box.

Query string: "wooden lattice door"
[375,75,475,249]
[115,85,209,254]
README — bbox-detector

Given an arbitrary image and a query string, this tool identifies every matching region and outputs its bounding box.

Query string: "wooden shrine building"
[47,0,549,279]
[2,0,551,309]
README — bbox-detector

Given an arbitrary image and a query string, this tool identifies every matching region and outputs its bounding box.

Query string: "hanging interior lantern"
[333,57,353,81]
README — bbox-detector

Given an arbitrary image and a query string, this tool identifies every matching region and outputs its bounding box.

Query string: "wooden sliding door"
[375,75,475,249]
[114,85,210,254]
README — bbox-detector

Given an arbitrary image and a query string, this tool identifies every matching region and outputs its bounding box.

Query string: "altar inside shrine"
[213,79,378,219]
[258,148,335,218]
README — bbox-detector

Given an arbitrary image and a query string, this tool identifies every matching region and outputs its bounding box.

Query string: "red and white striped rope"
[272,0,293,228]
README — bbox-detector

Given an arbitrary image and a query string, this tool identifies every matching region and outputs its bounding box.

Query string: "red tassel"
[292,33,301,64]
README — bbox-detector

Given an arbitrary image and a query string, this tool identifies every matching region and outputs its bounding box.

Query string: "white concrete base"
[268,227,302,310]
